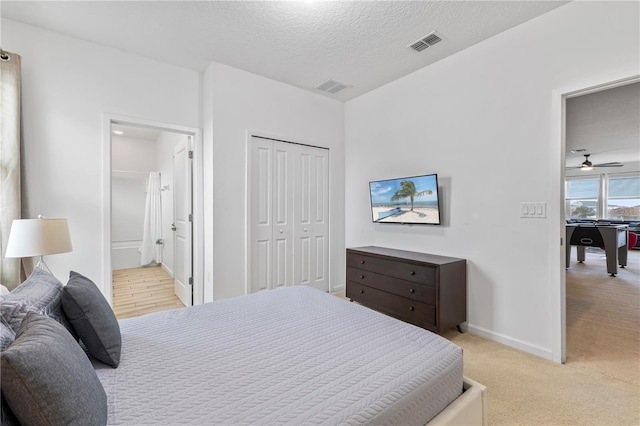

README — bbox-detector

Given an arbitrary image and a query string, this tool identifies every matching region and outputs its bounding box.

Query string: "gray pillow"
[0,268,74,337]
[0,316,15,352]
[0,317,17,425]
[62,271,121,367]
[0,312,107,426]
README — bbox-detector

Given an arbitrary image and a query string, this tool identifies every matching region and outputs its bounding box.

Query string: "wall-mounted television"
[369,173,441,225]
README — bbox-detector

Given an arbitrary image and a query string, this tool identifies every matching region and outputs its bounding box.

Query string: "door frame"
[245,129,331,295]
[551,73,639,363]
[102,113,204,306]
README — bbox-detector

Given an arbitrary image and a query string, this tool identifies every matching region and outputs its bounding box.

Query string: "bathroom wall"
[111,135,157,270]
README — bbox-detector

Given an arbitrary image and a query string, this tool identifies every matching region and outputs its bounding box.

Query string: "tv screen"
[369,174,441,225]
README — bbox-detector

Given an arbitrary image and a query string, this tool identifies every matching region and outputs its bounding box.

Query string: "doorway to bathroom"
[104,116,203,319]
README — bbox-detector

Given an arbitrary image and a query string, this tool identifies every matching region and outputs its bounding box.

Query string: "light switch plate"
[521,202,546,218]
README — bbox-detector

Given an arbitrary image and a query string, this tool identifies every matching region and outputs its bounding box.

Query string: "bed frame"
[428,376,488,426]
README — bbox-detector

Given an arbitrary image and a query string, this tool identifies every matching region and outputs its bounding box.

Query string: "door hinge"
[188,277,193,285]
[188,213,193,222]
[188,150,193,159]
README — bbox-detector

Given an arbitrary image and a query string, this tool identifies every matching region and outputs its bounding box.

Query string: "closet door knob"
[171,223,177,231]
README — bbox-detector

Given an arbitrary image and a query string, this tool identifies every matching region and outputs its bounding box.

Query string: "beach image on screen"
[369,174,440,224]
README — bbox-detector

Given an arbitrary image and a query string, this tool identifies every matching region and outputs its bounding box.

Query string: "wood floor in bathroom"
[112,265,184,320]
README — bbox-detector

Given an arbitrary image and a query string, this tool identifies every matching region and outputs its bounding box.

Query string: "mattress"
[95,286,463,425]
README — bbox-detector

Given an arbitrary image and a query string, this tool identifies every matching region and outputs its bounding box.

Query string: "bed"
[1,270,487,425]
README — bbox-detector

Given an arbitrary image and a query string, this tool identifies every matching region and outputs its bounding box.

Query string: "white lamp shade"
[5,218,72,258]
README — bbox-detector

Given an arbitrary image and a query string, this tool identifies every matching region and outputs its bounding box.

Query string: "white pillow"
[0,285,9,296]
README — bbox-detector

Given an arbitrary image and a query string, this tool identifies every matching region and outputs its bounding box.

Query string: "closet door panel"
[294,145,329,291]
[250,138,273,293]
[271,142,294,289]
[312,150,329,290]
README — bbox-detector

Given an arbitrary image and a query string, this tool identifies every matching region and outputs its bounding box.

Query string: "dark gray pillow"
[0,268,74,337]
[1,393,20,426]
[0,312,107,426]
[62,271,121,367]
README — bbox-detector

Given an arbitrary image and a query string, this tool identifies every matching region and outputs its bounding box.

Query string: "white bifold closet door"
[250,136,329,294]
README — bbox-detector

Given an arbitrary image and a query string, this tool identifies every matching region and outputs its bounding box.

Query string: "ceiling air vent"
[315,79,350,94]
[408,31,443,52]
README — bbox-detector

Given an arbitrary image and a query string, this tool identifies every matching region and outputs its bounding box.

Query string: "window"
[566,176,599,219]
[565,172,640,221]
[607,173,640,220]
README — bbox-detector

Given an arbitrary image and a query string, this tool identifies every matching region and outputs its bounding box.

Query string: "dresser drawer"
[347,267,436,305]
[347,253,436,285]
[347,282,436,327]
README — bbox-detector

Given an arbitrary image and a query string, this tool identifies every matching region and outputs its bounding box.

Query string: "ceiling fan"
[568,154,623,171]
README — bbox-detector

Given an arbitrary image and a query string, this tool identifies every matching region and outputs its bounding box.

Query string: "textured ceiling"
[1,0,568,101]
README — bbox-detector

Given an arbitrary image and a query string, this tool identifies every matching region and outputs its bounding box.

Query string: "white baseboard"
[466,324,554,361]
[330,284,345,294]
[161,263,174,278]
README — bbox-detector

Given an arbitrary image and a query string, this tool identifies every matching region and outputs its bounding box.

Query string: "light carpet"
[446,248,639,425]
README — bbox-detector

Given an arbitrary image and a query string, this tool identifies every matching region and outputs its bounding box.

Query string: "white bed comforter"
[95,286,462,425]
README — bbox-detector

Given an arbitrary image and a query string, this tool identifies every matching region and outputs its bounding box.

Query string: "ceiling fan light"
[581,165,593,171]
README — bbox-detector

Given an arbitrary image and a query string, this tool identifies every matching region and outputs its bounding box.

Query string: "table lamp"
[5,215,72,274]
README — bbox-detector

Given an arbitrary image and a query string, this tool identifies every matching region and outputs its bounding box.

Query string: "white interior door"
[250,137,273,293]
[272,142,295,289]
[173,137,193,306]
[250,136,329,294]
[293,145,329,292]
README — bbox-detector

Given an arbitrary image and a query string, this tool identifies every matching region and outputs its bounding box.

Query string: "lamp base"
[34,256,53,275]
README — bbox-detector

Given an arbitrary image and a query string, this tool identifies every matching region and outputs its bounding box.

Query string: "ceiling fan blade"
[593,162,623,167]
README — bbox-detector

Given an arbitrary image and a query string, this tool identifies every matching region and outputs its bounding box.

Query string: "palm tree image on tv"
[391,180,432,211]
[369,174,441,224]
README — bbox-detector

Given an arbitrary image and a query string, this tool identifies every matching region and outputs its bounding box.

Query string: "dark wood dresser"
[346,246,467,333]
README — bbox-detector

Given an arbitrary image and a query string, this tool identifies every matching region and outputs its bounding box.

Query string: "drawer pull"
[408,306,415,311]
[359,289,365,294]
[410,271,416,276]
[409,288,415,293]
[360,275,365,279]
[360,260,365,264]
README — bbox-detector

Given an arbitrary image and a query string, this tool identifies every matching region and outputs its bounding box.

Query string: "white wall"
[112,136,157,172]
[1,19,200,291]
[203,62,344,301]
[344,1,639,359]
[111,136,156,245]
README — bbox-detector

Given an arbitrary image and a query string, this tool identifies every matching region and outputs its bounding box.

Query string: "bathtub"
[111,240,143,270]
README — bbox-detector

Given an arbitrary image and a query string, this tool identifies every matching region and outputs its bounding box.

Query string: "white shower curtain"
[139,172,162,265]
